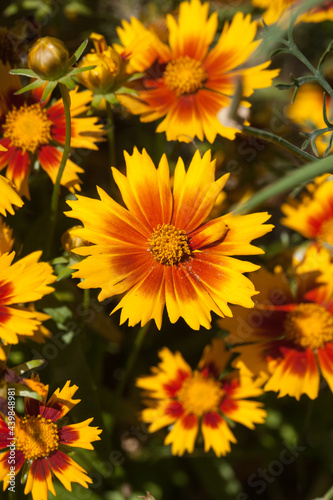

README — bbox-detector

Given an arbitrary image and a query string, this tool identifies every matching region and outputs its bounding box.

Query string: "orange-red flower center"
[284,302,333,349]
[164,56,207,97]
[148,223,191,266]
[177,371,223,417]
[16,414,59,460]
[3,103,52,154]
[319,218,333,246]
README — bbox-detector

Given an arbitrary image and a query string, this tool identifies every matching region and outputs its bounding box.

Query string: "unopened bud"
[27,37,69,80]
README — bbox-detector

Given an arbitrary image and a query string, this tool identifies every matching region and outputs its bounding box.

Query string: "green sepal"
[11,385,43,401]
[67,39,88,67]
[41,80,58,101]
[14,78,44,95]
[69,65,96,76]
[9,68,39,78]
[58,75,76,90]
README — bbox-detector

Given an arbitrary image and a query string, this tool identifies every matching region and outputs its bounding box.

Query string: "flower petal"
[201,412,236,456]
[164,414,198,456]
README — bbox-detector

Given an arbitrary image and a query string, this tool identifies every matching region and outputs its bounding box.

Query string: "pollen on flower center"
[164,56,208,97]
[148,223,191,266]
[16,414,59,460]
[3,103,52,154]
[177,371,224,417]
[319,219,333,246]
[284,303,333,349]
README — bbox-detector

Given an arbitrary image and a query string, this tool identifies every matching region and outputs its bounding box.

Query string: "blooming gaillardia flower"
[0,379,102,499]
[221,247,333,400]
[116,0,279,142]
[136,338,266,456]
[66,148,273,330]
[0,62,104,198]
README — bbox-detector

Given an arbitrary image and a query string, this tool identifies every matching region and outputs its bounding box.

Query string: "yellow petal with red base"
[0,175,23,216]
[201,413,236,456]
[164,414,198,456]
[317,343,333,392]
[59,418,102,449]
[24,459,56,500]
[264,348,320,400]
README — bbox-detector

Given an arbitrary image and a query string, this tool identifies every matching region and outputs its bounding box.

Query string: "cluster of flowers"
[0,0,333,498]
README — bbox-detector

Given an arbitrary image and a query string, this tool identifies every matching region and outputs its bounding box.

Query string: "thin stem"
[106,101,116,168]
[288,38,333,99]
[46,84,71,259]
[242,125,316,162]
[233,153,333,214]
[109,322,150,442]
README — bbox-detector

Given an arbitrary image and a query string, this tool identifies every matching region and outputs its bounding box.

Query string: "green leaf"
[67,39,88,66]
[56,266,74,281]
[43,305,73,323]
[12,359,45,375]
[12,386,43,400]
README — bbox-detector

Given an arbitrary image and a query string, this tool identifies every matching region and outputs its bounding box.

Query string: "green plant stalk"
[46,83,71,259]
[242,126,316,162]
[109,323,150,441]
[322,485,333,500]
[233,154,333,214]
[106,101,116,168]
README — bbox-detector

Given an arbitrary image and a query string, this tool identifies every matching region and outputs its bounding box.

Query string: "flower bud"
[61,226,89,254]
[77,33,123,93]
[27,37,69,80]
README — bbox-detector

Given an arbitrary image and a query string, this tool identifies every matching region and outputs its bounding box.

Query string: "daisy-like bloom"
[0,379,102,499]
[137,338,266,456]
[0,251,55,360]
[66,148,273,330]
[0,62,104,198]
[116,0,279,143]
[252,0,333,25]
[287,84,332,156]
[281,173,333,247]
[220,247,333,400]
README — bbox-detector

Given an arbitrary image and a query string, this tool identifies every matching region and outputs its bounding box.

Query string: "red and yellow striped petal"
[24,458,56,500]
[47,450,92,491]
[59,418,102,449]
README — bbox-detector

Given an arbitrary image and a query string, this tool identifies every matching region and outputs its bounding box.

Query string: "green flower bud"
[27,37,69,80]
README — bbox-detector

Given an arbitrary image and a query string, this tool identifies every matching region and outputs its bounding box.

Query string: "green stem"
[323,485,333,500]
[106,101,116,168]
[233,153,333,214]
[109,323,150,441]
[46,84,71,259]
[288,38,333,99]
[242,126,316,162]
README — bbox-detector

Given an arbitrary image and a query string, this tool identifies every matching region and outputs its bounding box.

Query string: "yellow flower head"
[137,339,266,456]
[77,33,124,93]
[0,378,102,500]
[66,148,273,330]
[116,0,279,143]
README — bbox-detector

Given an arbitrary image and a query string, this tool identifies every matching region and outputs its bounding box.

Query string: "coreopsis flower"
[66,148,273,330]
[0,379,102,499]
[281,174,333,247]
[77,33,125,99]
[287,84,332,156]
[0,62,104,198]
[220,248,333,400]
[137,339,266,456]
[252,0,333,25]
[0,251,55,360]
[116,0,279,143]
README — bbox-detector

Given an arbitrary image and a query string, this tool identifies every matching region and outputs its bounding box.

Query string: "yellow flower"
[220,250,333,400]
[137,339,266,456]
[0,62,104,198]
[77,33,124,93]
[0,379,102,500]
[0,251,55,360]
[116,0,279,143]
[66,148,273,330]
[281,173,333,246]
